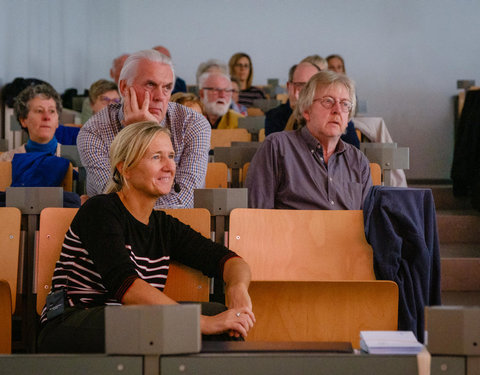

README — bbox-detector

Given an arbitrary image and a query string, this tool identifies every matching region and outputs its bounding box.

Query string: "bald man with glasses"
[198,72,244,129]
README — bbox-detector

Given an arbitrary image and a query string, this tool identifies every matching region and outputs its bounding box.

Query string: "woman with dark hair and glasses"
[247,71,371,210]
[228,52,265,108]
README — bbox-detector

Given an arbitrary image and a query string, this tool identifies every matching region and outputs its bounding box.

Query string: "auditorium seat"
[211,129,251,149]
[36,207,212,315]
[228,209,399,347]
[246,280,398,348]
[206,162,228,188]
[0,207,21,313]
[0,279,12,354]
[370,162,381,186]
[229,209,376,280]
[0,207,21,354]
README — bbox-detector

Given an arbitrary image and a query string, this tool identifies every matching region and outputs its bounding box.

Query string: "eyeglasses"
[99,96,121,104]
[291,82,307,91]
[234,63,250,69]
[313,96,353,113]
[202,87,234,95]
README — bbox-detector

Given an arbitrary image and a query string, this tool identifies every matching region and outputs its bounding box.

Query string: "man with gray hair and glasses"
[247,70,371,210]
[78,49,211,208]
[198,72,243,129]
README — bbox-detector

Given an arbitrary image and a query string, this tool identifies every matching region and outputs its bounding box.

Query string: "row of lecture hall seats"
[0,205,398,353]
[0,140,381,191]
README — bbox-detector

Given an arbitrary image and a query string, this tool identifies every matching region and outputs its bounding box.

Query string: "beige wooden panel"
[370,162,381,186]
[36,208,78,314]
[229,209,375,281]
[258,128,265,142]
[247,280,398,348]
[0,162,12,191]
[246,107,264,117]
[205,162,228,188]
[0,207,21,312]
[240,162,250,186]
[0,280,12,354]
[61,163,73,192]
[211,128,251,148]
[160,208,211,302]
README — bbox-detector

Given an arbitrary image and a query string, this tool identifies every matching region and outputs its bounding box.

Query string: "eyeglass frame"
[202,87,234,95]
[234,63,250,69]
[312,96,353,113]
[99,96,121,104]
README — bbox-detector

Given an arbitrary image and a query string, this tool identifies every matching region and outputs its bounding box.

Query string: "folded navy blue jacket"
[363,186,441,343]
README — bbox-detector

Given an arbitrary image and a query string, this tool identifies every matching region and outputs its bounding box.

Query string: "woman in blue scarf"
[0,84,62,161]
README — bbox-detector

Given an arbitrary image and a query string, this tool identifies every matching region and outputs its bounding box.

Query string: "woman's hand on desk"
[200,308,255,338]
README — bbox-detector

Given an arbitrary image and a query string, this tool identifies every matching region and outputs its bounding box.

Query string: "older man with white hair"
[198,72,243,129]
[78,49,211,208]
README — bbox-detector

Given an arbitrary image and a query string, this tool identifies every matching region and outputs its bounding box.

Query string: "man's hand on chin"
[123,87,159,125]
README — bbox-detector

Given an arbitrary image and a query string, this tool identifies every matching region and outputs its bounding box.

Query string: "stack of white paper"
[360,331,424,355]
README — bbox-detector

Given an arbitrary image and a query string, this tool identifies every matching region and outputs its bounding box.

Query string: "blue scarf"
[25,137,58,155]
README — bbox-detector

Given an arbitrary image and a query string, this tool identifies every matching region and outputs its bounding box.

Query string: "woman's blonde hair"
[104,121,171,193]
[170,92,205,114]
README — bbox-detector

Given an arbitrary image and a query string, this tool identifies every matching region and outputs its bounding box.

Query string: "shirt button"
[329,177,333,182]
[330,200,335,205]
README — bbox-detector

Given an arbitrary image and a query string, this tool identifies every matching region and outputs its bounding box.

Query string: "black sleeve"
[73,195,138,298]
[158,212,238,279]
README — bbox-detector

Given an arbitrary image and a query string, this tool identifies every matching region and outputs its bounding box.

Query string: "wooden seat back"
[205,162,228,188]
[229,209,375,281]
[0,162,12,191]
[370,162,381,186]
[36,207,211,314]
[0,207,22,312]
[258,128,265,142]
[247,280,398,348]
[36,208,78,314]
[0,280,12,354]
[160,208,211,302]
[211,128,251,148]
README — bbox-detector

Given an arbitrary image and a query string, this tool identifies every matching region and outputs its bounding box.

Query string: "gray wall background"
[1,0,479,181]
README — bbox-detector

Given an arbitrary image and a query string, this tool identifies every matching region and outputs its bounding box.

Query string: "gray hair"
[14,83,62,123]
[105,121,172,194]
[89,79,118,104]
[301,55,327,71]
[195,59,228,85]
[198,71,232,90]
[294,71,356,126]
[118,49,175,87]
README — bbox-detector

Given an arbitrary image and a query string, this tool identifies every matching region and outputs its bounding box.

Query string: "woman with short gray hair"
[0,84,62,161]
